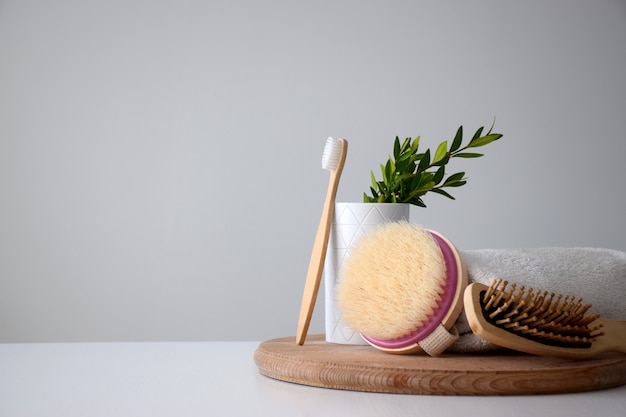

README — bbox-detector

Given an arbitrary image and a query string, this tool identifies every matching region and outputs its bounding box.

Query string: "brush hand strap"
[418,323,458,356]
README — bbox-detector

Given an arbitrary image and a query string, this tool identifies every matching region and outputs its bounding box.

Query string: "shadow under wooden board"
[254,335,626,396]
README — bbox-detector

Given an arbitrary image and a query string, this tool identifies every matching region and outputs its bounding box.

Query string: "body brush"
[337,222,468,355]
[464,279,626,359]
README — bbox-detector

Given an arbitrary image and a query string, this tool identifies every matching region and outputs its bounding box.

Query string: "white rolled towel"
[450,247,626,353]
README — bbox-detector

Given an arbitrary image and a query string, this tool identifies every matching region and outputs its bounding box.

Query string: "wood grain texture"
[254,334,626,396]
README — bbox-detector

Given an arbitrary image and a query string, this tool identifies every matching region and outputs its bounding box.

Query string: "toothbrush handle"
[296,169,344,345]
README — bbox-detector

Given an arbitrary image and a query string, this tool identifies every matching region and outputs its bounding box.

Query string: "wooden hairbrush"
[464,278,626,360]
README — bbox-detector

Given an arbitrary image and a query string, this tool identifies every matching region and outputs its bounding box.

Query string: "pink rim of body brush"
[361,231,459,350]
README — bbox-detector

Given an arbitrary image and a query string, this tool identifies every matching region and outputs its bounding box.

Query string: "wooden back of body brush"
[337,222,468,355]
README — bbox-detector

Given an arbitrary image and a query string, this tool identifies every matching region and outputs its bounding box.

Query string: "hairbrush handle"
[595,319,626,355]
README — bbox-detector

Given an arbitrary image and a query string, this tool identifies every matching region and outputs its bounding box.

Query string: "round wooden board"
[254,334,626,396]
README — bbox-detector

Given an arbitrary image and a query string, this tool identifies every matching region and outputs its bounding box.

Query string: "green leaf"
[384,161,393,183]
[433,165,445,185]
[443,172,465,186]
[433,152,450,167]
[471,126,484,141]
[431,188,455,200]
[396,173,416,182]
[411,171,422,183]
[418,172,434,187]
[454,152,484,158]
[401,137,412,152]
[416,149,430,173]
[397,149,415,163]
[446,180,467,187]
[395,158,406,174]
[410,136,420,153]
[450,126,463,152]
[468,133,502,148]
[408,197,426,207]
[406,181,435,200]
[393,137,401,159]
[432,140,448,165]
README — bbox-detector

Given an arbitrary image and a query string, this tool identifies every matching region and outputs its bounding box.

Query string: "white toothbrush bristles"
[322,137,343,170]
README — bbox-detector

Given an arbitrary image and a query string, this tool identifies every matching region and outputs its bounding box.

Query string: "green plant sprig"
[364,122,503,207]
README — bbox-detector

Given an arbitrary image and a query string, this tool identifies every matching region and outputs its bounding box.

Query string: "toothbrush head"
[322,137,345,171]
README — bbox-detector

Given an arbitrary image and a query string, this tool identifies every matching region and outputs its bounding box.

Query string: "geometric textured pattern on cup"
[325,203,409,344]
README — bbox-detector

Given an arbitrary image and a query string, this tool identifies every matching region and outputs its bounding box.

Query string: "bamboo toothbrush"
[296,137,348,345]
[464,278,626,360]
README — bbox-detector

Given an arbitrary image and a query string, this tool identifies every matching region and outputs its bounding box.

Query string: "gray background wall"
[1,0,625,342]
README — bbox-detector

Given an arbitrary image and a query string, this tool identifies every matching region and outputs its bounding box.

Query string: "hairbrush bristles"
[480,278,604,348]
[465,280,626,359]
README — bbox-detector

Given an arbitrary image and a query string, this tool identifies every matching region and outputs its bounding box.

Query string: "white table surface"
[1,341,624,417]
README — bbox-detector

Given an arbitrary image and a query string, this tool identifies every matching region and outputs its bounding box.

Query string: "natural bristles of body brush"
[296,137,348,345]
[336,222,467,354]
[464,279,626,359]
